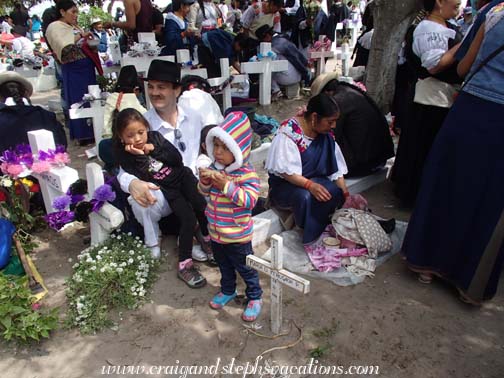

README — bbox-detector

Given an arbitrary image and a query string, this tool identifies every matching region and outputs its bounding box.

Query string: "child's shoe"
[178,259,206,288]
[209,291,237,309]
[148,245,161,260]
[206,252,218,266]
[242,299,262,322]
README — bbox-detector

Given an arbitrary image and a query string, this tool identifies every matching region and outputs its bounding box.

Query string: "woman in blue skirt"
[265,93,349,244]
[402,4,504,304]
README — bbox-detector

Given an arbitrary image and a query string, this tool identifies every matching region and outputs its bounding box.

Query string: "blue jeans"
[211,241,262,300]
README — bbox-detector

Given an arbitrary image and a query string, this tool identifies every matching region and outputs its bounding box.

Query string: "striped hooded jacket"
[198,111,260,244]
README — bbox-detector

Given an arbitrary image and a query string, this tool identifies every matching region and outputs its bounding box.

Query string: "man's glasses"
[174,128,186,152]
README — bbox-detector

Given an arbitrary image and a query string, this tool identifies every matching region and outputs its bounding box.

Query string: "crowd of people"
[0,0,503,319]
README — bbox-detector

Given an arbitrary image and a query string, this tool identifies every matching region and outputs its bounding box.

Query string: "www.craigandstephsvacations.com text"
[100,357,380,377]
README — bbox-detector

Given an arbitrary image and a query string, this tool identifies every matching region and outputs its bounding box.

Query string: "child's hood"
[206,111,252,173]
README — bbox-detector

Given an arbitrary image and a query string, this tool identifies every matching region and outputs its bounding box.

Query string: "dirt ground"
[1,91,503,378]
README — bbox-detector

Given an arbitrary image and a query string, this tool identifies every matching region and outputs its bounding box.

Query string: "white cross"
[336,43,352,77]
[86,163,124,246]
[309,35,335,77]
[207,58,247,113]
[347,22,361,48]
[137,32,157,45]
[246,234,310,334]
[69,85,105,152]
[240,43,289,105]
[27,129,79,214]
[176,49,208,79]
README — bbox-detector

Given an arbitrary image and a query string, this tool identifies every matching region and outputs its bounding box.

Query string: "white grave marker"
[69,85,105,152]
[175,49,208,79]
[207,58,247,113]
[27,129,79,214]
[137,32,157,44]
[240,43,289,105]
[246,234,310,334]
[309,35,335,77]
[86,163,124,246]
[336,43,352,76]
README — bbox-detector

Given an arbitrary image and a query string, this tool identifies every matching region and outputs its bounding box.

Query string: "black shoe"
[378,218,396,234]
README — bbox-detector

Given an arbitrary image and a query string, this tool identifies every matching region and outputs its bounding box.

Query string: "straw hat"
[0,71,33,97]
[310,72,339,96]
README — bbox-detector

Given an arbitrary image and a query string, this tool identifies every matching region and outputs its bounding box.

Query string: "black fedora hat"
[115,65,140,91]
[144,60,181,84]
[255,24,274,41]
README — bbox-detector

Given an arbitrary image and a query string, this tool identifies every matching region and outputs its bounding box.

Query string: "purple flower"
[2,149,19,164]
[90,199,104,213]
[93,184,116,203]
[44,210,75,231]
[15,144,32,156]
[55,145,66,154]
[52,195,71,211]
[38,150,53,161]
[69,193,85,205]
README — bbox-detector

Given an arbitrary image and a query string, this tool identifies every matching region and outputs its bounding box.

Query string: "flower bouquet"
[65,233,158,334]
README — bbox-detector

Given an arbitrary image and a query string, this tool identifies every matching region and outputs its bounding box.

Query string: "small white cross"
[240,43,289,105]
[86,163,124,246]
[68,85,106,151]
[246,234,310,334]
[207,58,247,113]
[27,129,79,214]
[309,35,335,77]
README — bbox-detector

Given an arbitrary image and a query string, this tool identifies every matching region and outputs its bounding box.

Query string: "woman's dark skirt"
[402,92,504,302]
[391,102,450,205]
[62,58,97,142]
[269,175,343,244]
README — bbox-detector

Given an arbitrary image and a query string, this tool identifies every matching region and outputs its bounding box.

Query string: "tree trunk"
[365,0,420,113]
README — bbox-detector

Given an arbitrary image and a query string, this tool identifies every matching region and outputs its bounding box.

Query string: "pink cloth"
[342,193,368,210]
[304,229,367,272]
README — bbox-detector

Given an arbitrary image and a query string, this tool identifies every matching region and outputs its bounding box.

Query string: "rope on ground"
[242,320,303,357]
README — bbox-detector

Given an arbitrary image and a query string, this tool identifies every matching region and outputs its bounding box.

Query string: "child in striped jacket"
[198,111,263,322]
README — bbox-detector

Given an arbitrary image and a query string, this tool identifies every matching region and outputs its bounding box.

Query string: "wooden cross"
[86,163,124,246]
[309,35,335,77]
[27,129,79,214]
[68,85,105,151]
[207,58,247,113]
[246,234,310,334]
[240,43,289,105]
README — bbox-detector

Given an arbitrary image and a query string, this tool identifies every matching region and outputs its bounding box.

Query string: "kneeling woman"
[265,93,349,244]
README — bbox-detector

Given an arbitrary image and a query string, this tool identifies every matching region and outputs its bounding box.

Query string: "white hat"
[90,17,102,25]
[0,72,33,97]
[310,72,340,96]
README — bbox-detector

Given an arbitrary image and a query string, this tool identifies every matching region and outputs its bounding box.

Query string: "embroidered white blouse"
[413,20,456,70]
[265,119,348,181]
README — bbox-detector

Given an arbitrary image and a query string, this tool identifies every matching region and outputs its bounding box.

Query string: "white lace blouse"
[413,20,456,70]
[265,125,348,181]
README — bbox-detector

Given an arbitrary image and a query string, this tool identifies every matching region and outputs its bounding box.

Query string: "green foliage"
[0,275,58,343]
[77,6,113,30]
[309,345,331,359]
[65,233,158,334]
[96,75,117,93]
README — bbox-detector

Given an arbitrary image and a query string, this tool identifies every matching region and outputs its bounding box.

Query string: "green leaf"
[0,316,12,329]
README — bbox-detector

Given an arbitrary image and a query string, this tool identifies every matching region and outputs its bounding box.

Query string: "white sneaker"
[191,245,208,262]
[149,245,161,260]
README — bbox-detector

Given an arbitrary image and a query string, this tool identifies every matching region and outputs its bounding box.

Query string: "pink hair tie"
[296,105,307,117]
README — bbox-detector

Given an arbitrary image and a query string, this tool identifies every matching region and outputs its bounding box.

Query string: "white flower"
[100,267,106,273]
[1,177,13,187]
[116,267,123,273]
[127,232,132,236]
[135,236,140,240]
[132,292,137,296]
[90,266,96,271]
[117,235,121,240]
[68,258,73,263]
[111,234,116,238]
[128,258,134,264]
[110,262,117,268]
[130,286,136,292]
[120,262,127,268]
[129,250,135,255]
[96,255,102,261]
[73,263,79,269]
[76,302,84,310]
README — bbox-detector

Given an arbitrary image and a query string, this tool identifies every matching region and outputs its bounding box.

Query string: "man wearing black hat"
[117,60,223,280]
